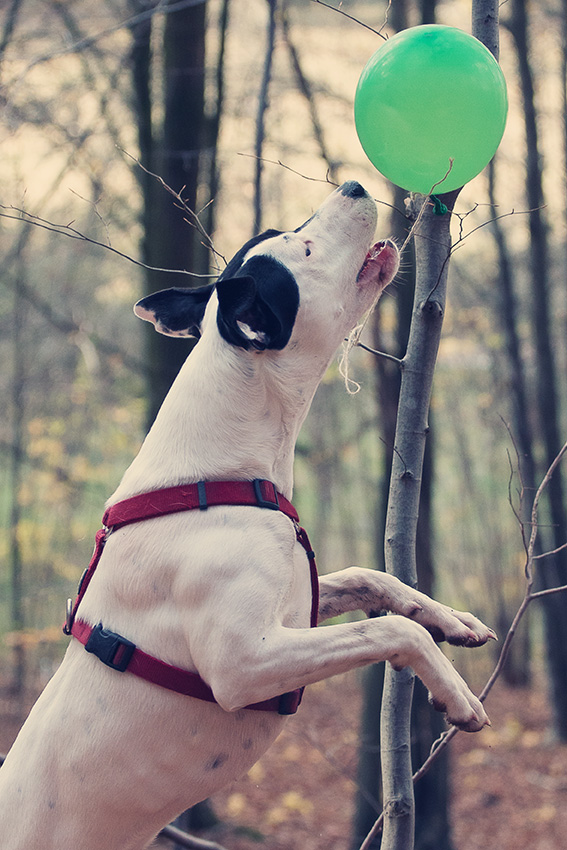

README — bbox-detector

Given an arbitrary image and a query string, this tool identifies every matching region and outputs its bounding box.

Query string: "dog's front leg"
[202,615,489,731]
[318,566,496,646]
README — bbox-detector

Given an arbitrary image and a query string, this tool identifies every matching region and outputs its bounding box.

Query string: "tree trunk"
[380,190,458,850]
[129,0,209,424]
[351,182,411,850]
[487,159,533,688]
[253,0,277,235]
[9,256,26,699]
[508,0,567,741]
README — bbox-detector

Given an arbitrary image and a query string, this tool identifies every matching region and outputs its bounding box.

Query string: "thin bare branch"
[0,206,215,279]
[532,542,567,561]
[68,189,112,247]
[238,152,338,187]
[3,0,207,91]
[119,148,225,271]
[310,0,388,39]
[354,341,403,366]
[159,823,229,850]
[530,584,567,599]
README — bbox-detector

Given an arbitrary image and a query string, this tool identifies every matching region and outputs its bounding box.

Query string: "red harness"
[64,479,318,715]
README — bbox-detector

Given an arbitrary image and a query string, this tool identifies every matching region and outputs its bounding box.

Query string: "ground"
[1,671,566,850]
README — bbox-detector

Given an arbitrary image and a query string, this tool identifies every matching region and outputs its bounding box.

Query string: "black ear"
[134,284,215,338]
[216,256,299,351]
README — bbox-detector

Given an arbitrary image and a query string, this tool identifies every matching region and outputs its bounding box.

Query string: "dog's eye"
[304,244,312,257]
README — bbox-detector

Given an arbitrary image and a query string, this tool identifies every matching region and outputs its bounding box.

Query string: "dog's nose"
[340,181,368,199]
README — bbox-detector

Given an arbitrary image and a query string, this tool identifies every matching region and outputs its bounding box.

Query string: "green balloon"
[354,25,508,194]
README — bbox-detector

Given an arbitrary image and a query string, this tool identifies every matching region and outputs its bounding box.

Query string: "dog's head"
[134,182,399,356]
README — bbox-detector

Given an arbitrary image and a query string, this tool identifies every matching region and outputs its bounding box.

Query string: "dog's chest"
[77,506,313,666]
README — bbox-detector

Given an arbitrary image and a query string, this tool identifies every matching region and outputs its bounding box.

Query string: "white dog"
[0,182,493,850]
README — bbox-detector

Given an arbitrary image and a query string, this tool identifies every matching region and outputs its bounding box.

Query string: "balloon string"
[340,192,432,393]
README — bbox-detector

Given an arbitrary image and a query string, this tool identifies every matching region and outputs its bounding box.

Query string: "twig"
[238,152,338,187]
[119,148,225,272]
[354,341,403,366]
[355,201,540,375]
[450,204,544,258]
[532,543,567,561]
[68,188,112,247]
[0,206,215,279]
[530,583,567,599]
[158,823,229,850]
[310,0,388,39]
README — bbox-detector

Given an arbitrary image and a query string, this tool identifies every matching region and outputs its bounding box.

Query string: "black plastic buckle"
[253,479,280,510]
[85,623,136,672]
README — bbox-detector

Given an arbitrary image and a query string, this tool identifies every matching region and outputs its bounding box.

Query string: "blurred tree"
[253,0,277,234]
[129,0,227,424]
[506,0,567,742]
[487,158,533,687]
[8,247,27,699]
[2,0,26,700]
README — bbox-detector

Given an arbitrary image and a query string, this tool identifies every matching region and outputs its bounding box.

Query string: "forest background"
[1,1,567,849]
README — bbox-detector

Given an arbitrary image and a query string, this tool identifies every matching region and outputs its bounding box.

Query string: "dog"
[0,181,493,850]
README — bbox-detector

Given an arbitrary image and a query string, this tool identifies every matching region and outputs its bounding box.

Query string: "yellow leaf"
[226,793,246,818]
[247,762,264,783]
[281,790,313,815]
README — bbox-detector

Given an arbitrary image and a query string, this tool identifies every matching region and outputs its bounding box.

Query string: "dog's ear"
[134,284,215,338]
[216,257,299,351]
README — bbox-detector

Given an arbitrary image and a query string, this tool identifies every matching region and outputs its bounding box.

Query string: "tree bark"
[380,192,457,850]
[351,180,413,850]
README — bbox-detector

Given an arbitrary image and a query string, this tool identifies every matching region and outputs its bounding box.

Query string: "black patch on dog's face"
[216,255,299,351]
[218,230,282,282]
[134,229,299,350]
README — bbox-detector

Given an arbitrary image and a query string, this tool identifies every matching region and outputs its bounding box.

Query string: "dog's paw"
[430,688,490,733]
[371,574,496,648]
[407,597,497,648]
[382,615,490,733]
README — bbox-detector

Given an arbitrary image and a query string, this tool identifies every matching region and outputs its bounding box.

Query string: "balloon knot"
[431,195,448,216]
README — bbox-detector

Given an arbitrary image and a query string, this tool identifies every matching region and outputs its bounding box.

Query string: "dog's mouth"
[357,239,399,287]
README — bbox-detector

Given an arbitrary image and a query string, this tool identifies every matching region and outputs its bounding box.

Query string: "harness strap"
[103,478,298,530]
[64,479,318,716]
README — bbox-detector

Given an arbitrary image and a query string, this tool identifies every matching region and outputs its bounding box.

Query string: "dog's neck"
[110,329,327,505]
